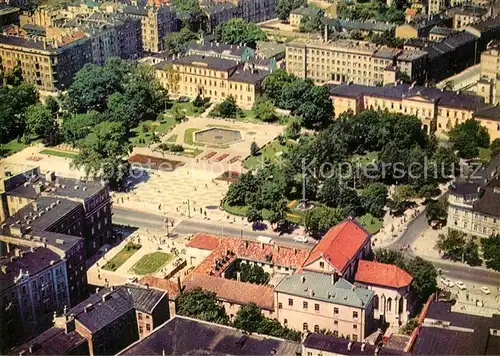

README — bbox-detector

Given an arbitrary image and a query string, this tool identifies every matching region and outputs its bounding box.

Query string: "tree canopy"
[304,206,345,237]
[450,119,490,159]
[176,287,229,324]
[481,234,500,271]
[276,0,306,21]
[215,18,267,48]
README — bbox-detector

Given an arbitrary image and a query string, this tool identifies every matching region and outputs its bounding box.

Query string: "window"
[288,298,293,306]
[387,298,392,312]
[315,304,320,312]
[314,325,320,333]
[303,301,308,309]
[319,261,324,268]
[353,324,358,329]
[139,326,143,334]
[146,324,151,332]
[278,302,282,309]
[303,323,308,331]
[334,307,339,315]
[138,313,143,320]
[353,311,359,319]
[373,295,379,310]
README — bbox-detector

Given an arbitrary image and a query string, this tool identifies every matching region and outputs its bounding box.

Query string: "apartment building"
[0,32,91,91]
[155,55,270,109]
[204,0,277,23]
[354,260,414,326]
[0,246,70,352]
[285,40,427,86]
[395,14,452,39]
[328,82,500,140]
[447,153,500,239]
[203,2,238,33]
[274,272,375,341]
[477,41,500,105]
[446,5,490,29]
[64,13,143,65]
[11,285,169,356]
[428,0,446,15]
[120,4,177,53]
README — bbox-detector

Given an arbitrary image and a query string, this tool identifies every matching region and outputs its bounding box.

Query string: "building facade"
[155,55,269,109]
[274,272,374,341]
[0,32,92,91]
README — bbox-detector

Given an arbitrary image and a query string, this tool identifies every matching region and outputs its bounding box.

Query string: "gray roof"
[396,49,427,61]
[119,316,301,355]
[187,41,249,58]
[275,272,373,309]
[230,68,270,84]
[0,34,54,51]
[303,333,407,355]
[429,26,456,36]
[474,103,500,121]
[0,246,62,292]
[446,5,488,17]
[469,16,500,33]
[291,6,322,17]
[121,5,148,16]
[8,326,87,355]
[323,18,395,32]
[173,54,239,71]
[125,284,166,314]
[203,2,236,14]
[0,4,19,15]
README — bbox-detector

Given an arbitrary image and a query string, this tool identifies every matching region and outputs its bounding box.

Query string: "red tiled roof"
[138,276,179,299]
[188,233,311,277]
[355,260,413,288]
[302,219,371,273]
[183,274,275,311]
[60,30,86,45]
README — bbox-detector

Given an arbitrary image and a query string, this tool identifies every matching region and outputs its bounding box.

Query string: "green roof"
[275,272,373,309]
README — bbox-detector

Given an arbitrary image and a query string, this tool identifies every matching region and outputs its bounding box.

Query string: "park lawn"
[183,128,203,146]
[132,252,173,275]
[156,116,177,134]
[356,213,383,234]
[102,243,142,272]
[1,139,27,157]
[479,147,492,163]
[183,147,203,158]
[243,139,294,170]
[130,117,178,147]
[39,149,78,159]
[166,134,178,143]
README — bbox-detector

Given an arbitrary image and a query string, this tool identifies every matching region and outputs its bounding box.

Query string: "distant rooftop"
[118,315,301,355]
[323,17,396,32]
[275,272,374,309]
[291,6,322,17]
[173,54,239,71]
[0,3,20,16]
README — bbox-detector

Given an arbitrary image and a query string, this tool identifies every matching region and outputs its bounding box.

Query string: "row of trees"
[176,288,301,341]
[436,230,500,270]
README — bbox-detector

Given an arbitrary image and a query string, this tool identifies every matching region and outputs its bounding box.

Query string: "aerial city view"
[0,0,500,353]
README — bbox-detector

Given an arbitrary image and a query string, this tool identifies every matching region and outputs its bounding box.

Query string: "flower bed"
[216,171,241,183]
[215,153,229,162]
[128,154,185,171]
[203,151,217,159]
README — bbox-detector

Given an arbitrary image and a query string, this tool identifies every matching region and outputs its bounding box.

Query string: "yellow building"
[155,55,269,109]
[286,39,427,86]
[274,272,375,340]
[446,6,489,29]
[0,32,92,91]
[328,82,500,140]
[289,7,323,30]
[477,43,500,104]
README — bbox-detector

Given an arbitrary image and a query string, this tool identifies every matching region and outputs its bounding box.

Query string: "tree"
[72,121,131,190]
[225,172,258,206]
[261,70,296,102]
[247,204,263,224]
[406,257,437,303]
[61,111,103,143]
[5,62,23,86]
[172,105,186,123]
[284,117,301,139]
[374,248,407,270]
[0,83,38,143]
[176,287,229,324]
[435,229,481,265]
[400,317,418,335]
[25,103,57,140]
[491,138,500,157]
[304,206,345,237]
[233,303,264,333]
[253,99,277,122]
[163,28,198,55]
[450,119,490,159]
[360,182,388,217]
[482,234,500,271]
[44,96,60,114]
[296,85,333,130]
[276,0,306,21]
[299,13,323,33]
[211,96,240,118]
[250,141,260,156]
[215,18,267,48]
[425,198,448,225]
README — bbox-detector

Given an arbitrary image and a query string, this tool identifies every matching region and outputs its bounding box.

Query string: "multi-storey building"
[0,31,91,91]
[286,39,427,86]
[0,246,70,352]
[155,54,270,109]
[328,82,500,140]
[203,2,238,33]
[120,4,177,53]
[446,5,490,29]
[428,0,445,15]
[274,272,375,340]
[0,4,20,27]
[64,13,143,65]
[11,285,169,355]
[447,153,500,239]
[204,0,277,23]
[477,41,500,105]
[395,14,453,39]
[354,260,414,326]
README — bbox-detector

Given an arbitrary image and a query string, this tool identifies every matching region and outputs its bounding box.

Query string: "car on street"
[481,286,491,295]
[440,277,454,287]
[293,235,309,243]
[455,281,466,290]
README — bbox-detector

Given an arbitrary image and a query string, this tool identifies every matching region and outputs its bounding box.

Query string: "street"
[112,206,314,248]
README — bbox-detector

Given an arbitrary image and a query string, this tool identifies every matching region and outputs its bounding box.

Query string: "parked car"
[480,286,491,295]
[177,96,190,103]
[455,281,466,290]
[440,277,454,287]
[293,235,309,243]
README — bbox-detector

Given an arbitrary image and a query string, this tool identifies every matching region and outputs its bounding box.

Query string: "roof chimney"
[301,275,306,283]
[308,288,314,297]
